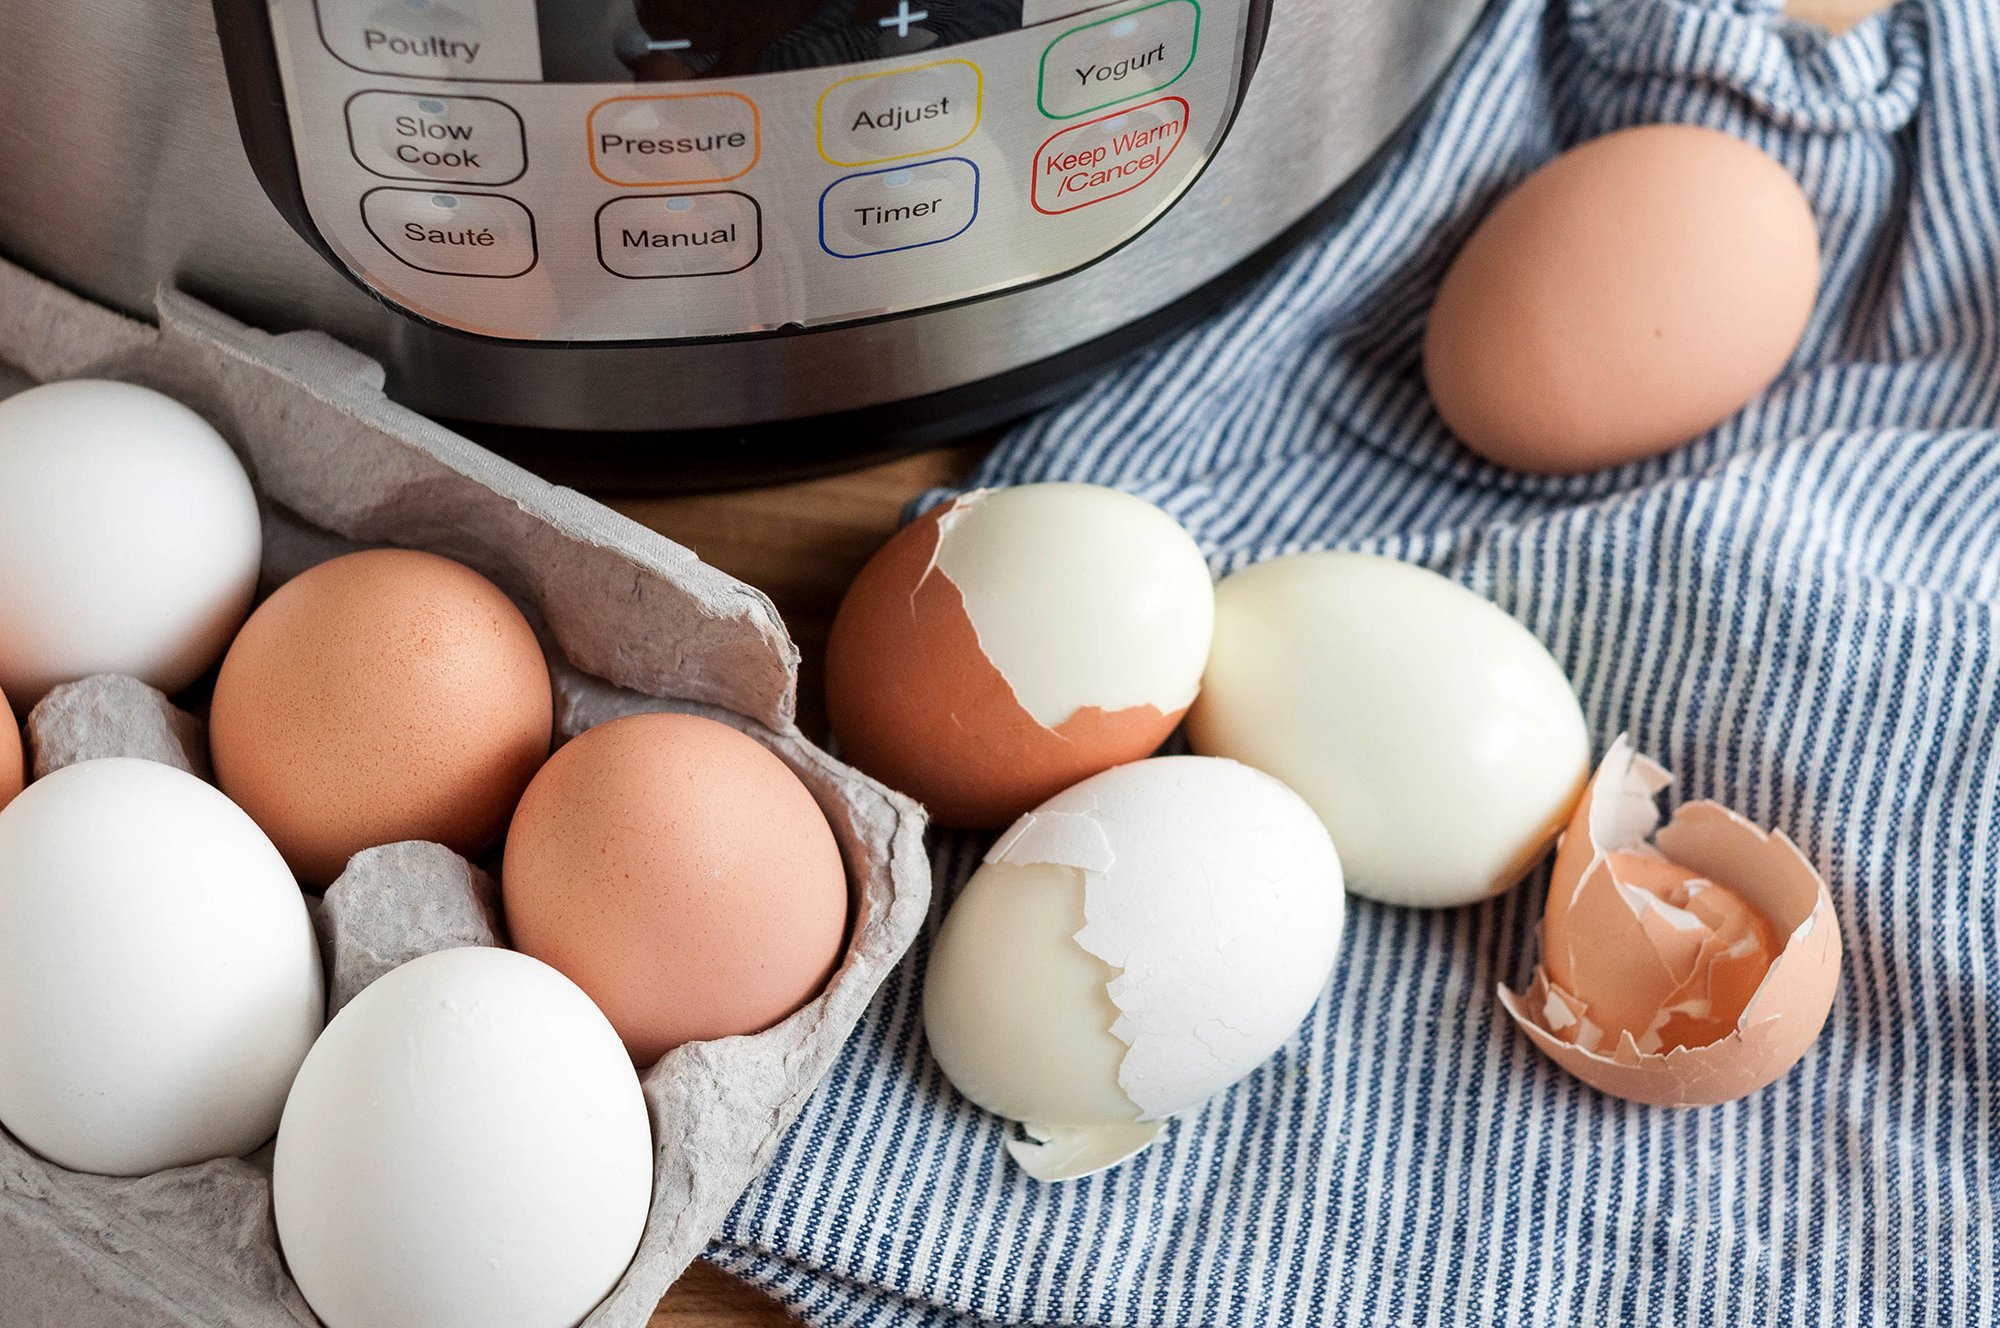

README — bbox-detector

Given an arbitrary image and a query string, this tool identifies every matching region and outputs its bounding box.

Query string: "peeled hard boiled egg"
[0,758,323,1176]
[924,756,1344,1180]
[274,947,653,1328]
[210,549,554,886]
[1185,552,1590,908]
[1424,124,1820,473]
[826,482,1215,828]
[503,712,849,1065]
[0,380,262,707]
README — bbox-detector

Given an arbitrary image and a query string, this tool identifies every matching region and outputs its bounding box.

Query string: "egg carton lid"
[0,253,933,1328]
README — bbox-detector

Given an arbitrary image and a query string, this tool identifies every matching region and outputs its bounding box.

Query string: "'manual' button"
[361,188,537,277]
[818,61,982,168]
[1039,0,1199,120]
[596,193,763,279]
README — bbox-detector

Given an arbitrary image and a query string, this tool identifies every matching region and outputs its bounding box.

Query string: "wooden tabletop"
[611,1,1882,1316]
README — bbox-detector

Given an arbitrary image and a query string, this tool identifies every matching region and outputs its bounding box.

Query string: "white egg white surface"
[274,946,653,1328]
[0,379,262,706]
[934,483,1215,725]
[925,756,1345,1180]
[1187,552,1591,908]
[0,758,323,1176]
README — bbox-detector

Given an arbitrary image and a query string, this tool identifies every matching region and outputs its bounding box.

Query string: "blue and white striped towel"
[711,0,2000,1321]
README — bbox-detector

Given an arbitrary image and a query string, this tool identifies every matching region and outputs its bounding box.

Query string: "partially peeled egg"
[1498,735,1842,1107]
[923,756,1345,1179]
[826,483,1215,829]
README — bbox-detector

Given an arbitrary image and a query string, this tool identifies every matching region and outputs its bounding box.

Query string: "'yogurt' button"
[361,188,537,277]
[820,158,979,258]
[596,193,763,279]
[817,61,982,167]
[314,0,542,79]
[346,92,526,186]
[1038,0,1200,119]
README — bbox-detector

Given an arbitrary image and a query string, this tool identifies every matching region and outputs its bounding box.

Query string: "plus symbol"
[879,1,929,37]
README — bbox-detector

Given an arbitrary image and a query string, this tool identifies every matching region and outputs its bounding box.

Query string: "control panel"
[256,0,1260,341]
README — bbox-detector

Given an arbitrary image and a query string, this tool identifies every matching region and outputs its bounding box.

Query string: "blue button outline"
[818,157,980,259]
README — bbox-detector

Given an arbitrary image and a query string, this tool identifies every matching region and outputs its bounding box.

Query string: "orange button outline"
[587,91,762,188]
[816,59,983,168]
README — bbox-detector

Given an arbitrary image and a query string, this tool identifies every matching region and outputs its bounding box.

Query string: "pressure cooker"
[0,0,1484,482]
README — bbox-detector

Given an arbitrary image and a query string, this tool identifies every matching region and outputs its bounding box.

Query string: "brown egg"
[1424,124,1821,474]
[824,484,1215,829]
[502,712,849,1065]
[210,549,553,886]
[0,683,21,813]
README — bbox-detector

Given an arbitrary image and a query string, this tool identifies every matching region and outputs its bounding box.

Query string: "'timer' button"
[361,188,537,277]
[315,0,543,79]
[817,60,982,168]
[596,193,762,279]
[347,92,526,186]
[820,158,979,259]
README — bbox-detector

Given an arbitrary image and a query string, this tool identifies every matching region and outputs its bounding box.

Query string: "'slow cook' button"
[589,93,760,187]
[817,61,982,167]
[596,193,762,279]
[361,188,537,277]
[1039,0,1200,119]
[346,92,526,185]
[820,158,979,258]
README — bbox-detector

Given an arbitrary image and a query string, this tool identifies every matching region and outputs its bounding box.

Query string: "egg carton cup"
[0,254,932,1328]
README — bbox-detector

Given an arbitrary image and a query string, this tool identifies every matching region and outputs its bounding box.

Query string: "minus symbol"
[645,37,693,51]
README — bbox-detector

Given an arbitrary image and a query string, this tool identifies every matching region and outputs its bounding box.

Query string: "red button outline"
[1031,95,1190,216]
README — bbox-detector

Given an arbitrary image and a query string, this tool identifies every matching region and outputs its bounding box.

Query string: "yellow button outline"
[816,59,983,168]
[587,91,761,188]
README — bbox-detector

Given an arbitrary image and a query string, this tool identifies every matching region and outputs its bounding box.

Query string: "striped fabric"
[711,0,1999,1322]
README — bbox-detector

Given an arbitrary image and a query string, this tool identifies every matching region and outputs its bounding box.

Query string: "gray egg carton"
[0,255,931,1327]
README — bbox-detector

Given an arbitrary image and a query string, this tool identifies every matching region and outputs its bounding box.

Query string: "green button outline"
[1038,0,1201,120]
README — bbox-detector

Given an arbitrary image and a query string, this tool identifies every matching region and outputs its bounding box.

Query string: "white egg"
[274,947,653,1328]
[0,758,323,1175]
[0,380,262,707]
[923,756,1344,1180]
[1185,552,1591,908]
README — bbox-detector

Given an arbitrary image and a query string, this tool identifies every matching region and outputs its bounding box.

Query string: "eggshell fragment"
[1424,124,1821,474]
[210,549,554,886]
[826,483,1215,829]
[0,683,20,813]
[923,756,1344,1180]
[1498,735,1842,1107]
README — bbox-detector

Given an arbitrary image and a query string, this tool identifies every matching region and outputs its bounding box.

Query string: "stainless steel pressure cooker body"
[0,0,1483,481]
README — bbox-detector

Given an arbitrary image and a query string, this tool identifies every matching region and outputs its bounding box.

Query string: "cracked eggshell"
[825,483,1214,829]
[1185,552,1590,908]
[1498,735,1843,1107]
[0,683,20,813]
[923,756,1344,1180]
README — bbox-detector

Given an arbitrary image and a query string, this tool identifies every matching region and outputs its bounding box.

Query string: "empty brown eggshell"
[1498,734,1842,1107]
[824,499,1184,829]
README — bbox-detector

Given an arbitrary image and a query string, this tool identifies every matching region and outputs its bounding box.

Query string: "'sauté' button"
[361,188,538,277]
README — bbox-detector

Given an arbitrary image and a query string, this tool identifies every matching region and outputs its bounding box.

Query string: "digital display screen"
[536,1,1041,83]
